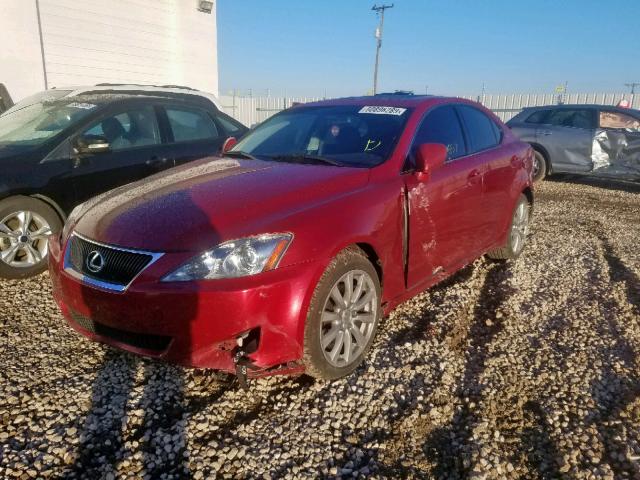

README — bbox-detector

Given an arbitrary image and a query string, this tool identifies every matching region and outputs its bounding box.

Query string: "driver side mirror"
[74,135,111,155]
[414,143,447,181]
[222,136,237,154]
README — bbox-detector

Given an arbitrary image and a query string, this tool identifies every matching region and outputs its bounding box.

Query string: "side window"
[525,110,549,124]
[216,112,244,136]
[546,109,595,129]
[413,106,467,161]
[82,106,160,151]
[599,111,640,131]
[457,105,499,153]
[166,107,220,142]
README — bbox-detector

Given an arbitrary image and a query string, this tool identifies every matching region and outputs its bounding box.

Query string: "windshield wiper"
[267,154,343,167]
[224,150,257,160]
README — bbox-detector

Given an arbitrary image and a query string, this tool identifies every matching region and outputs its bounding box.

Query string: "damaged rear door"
[536,108,597,173]
[592,109,640,179]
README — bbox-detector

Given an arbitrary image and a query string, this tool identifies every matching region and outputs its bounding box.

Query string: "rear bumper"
[48,233,321,374]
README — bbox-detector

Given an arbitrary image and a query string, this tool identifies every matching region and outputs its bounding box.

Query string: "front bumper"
[48,233,321,374]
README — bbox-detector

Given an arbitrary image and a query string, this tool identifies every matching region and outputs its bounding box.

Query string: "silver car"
[507,104,640,181]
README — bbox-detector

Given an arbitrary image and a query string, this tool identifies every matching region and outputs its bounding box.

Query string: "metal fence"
[220,92,639,126]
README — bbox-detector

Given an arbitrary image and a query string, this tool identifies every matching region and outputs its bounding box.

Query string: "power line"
[625,82,640,95]
[371,4,394,95]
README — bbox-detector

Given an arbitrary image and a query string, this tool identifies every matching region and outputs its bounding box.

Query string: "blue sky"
[218,0,640,97]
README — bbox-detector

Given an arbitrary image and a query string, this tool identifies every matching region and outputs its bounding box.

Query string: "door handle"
[467,169,482,185]
[539,130,552,136]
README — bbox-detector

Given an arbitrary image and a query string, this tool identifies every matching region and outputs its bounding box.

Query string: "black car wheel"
[0,197,62,279]
[302,247,381,380]
[532,150,547,182]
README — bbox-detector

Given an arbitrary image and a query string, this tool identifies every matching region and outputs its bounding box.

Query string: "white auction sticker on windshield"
[359,105,407,115]
[67,102,96,110]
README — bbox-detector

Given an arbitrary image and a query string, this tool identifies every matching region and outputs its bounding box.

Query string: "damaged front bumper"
[48,233,320,378]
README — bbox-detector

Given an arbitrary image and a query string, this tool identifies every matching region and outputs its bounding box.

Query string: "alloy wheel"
[320,269,378,368]
[0,210,52,268]
[510,201,530,255]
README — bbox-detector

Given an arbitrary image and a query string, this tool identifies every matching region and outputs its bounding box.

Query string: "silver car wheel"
[320,269,378,368]
[0,210,52,268]
[510,201,530,255]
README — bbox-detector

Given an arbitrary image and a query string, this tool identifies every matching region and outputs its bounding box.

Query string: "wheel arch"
[529,142,552,174]
[30,194,67,222]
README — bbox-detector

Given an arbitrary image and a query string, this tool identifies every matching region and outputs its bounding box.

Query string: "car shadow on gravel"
[62,190,226,478]
[548,174,640,194]
[421,261,515,477]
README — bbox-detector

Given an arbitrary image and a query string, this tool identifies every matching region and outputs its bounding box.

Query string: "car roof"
[300,94,460,109]
[524,104,640,114]
[49,84,223,110]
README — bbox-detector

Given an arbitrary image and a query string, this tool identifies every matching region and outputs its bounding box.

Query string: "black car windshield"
[0,99,97,149]
[231,105,413,168]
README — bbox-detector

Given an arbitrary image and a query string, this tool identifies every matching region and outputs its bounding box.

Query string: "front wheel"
[303,247,381,380]
[487,194,531,261]
[0,197,62,279]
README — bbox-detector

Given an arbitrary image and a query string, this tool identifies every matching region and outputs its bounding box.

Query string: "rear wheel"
[487,194,531,261]
[303,247,381,380]
[0,197,62,279]
[532,150,547,182]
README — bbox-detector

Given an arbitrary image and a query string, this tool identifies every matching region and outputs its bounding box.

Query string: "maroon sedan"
[49,95,533,382]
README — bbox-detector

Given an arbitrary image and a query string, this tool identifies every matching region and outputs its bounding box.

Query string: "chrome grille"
[67,235,156,288]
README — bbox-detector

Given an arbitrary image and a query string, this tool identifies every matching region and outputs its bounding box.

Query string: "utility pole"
[625,82,640,95]
[372,4,393,95]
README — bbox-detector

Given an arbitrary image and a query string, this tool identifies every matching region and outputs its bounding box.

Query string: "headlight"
[162,233,292,282]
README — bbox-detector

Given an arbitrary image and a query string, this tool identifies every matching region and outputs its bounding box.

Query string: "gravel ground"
[1,177,639,479]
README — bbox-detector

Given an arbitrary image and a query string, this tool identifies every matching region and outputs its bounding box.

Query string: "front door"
[71,105,172,204]
[404,105,485,289]
[535,108,596,172]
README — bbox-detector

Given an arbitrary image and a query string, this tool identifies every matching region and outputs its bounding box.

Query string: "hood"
[73,156,370,252]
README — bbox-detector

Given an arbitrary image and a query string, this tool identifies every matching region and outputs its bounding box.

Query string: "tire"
[0,196,63,279]
[487,194,531,261]
[303,247,382,380]
[532,150,547,182]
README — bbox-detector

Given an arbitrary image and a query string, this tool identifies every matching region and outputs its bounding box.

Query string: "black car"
[507,104,640,181]
[0,85,247,278]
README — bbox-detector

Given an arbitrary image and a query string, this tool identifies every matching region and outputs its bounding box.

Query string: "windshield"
[0,99,97,149]
[231,105,412,168]
[2,89,72,117]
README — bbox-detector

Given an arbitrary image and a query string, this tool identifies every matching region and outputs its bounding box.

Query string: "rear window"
[166,107,220,142]
[457,105,499,153]
[599,111,640,131]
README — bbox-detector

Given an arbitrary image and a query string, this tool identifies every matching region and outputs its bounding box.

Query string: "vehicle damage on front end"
[47,157,342,387]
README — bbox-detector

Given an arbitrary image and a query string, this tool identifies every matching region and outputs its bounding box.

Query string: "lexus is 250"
[49,94,533,383]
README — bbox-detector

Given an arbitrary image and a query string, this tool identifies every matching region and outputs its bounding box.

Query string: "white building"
[0,0,218,102]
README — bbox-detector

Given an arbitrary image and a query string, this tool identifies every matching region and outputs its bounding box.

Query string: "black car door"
[70,104,173,204]
[157,104,228,167]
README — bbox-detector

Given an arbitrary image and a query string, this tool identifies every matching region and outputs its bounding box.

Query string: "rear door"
[158,104,228,167]
[70,104,170,204]
[457,105,518,249]
[405,105,485,288]
[536,108,596,172]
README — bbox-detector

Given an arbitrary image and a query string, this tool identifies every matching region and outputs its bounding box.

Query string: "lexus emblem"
[86,251,105,273]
